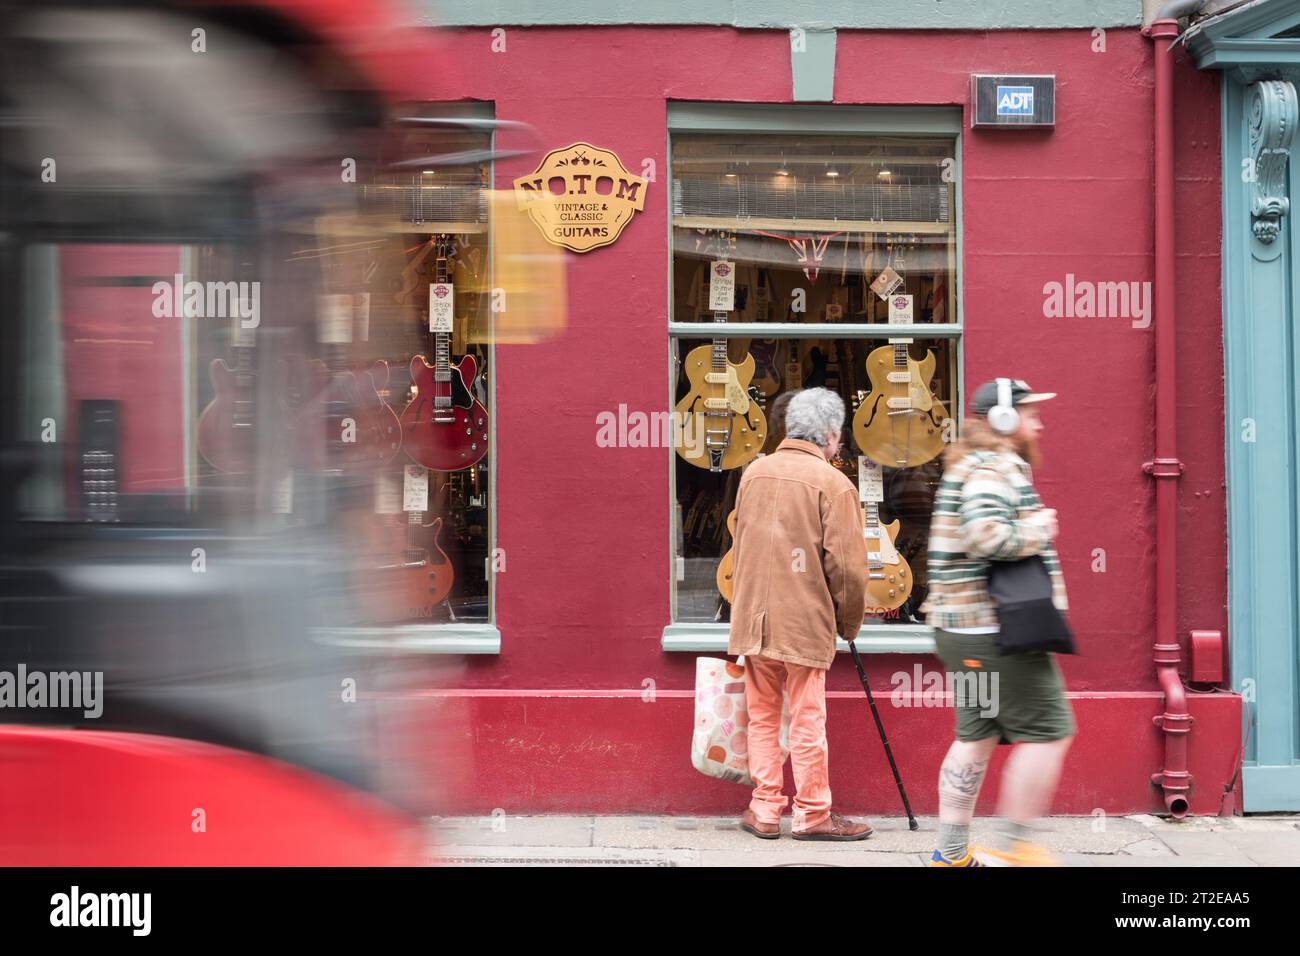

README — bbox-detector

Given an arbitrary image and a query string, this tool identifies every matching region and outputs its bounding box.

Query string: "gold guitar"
[862,499,912,613]
[675,341,767,471]
[851,343,949,469]
[716,509,737,603]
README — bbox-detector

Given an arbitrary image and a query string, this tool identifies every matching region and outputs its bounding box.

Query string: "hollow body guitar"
[400,236,489,472]
[197,347,260,474]
[852,343,949,469]
[862,499,912,613]
[295,357,402,470]
[675,337,767,471]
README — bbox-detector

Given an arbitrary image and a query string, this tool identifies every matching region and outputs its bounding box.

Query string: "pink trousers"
[744,655,832,830]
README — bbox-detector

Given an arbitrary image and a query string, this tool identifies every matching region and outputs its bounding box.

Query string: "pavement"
[428,813,1300,866]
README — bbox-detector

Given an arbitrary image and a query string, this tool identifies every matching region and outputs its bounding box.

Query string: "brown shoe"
[740,809,781,840]
[792,811,873,841]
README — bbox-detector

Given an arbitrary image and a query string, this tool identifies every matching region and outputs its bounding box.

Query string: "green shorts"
[932,627,1076,744]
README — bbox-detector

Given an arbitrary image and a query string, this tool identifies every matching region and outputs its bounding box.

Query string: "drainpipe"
[1143,0,1204,820]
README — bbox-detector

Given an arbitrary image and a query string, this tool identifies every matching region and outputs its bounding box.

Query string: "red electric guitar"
[286,294,402,471]
[400,235,489,471]
[352,472,455,624]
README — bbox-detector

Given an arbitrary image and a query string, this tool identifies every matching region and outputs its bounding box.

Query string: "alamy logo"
[1042,273,1152,329]
[595,404,707,455]
[890,664,1000,718]
[50,886,151,936]
[151,275,260,329]
[0,664,102,718]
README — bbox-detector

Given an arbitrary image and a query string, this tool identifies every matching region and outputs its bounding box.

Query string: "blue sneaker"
[927,847,986,867]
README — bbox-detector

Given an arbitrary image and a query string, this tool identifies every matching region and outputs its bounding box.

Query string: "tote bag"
[691,656,790,787]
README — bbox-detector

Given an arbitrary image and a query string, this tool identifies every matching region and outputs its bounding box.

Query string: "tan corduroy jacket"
[726,438,868,669]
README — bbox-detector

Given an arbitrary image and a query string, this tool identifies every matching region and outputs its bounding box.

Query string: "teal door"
[1223,74,1300,811]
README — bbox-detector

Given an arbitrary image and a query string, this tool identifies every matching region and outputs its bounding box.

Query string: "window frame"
[663,103,965,655]
[316,99,501,656]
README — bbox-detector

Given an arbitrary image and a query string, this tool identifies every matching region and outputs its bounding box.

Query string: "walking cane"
[847,639,919,831]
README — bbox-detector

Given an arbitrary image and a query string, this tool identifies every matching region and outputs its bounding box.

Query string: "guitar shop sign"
[513,143,647,253]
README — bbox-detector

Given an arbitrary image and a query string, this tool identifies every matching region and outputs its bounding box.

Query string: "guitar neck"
[434,236,452,381]
[231,345,255,427]
[711,309,728,369]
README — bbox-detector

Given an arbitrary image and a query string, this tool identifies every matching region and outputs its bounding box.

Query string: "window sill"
[661,622,936,654]
[313,623,501,655]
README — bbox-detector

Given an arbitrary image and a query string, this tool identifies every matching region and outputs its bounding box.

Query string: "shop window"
[14,106,498,637]
[669,123,960,634]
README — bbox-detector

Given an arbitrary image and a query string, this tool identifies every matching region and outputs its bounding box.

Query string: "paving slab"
[1212,830,1300,866]
[429,814,595,848]
[425,814,1296,866]
[1149,830,1261,865]
[1115,837,1177,859]
[699,848,920,867]
[432,845,695,867]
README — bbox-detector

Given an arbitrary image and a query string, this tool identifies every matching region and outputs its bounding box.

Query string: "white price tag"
[271,472,293,515]
[888,294,914,324]
[374,472,402,515]
[858,456,885,503]
[709,260,736,312]
[402,464,429,513]
[429,283,454,333]
[317,293,354,344]
[870,266,904,300]
[354,292,371,342]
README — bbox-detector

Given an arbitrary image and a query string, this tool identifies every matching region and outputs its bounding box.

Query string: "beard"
[1014,431,1042,469]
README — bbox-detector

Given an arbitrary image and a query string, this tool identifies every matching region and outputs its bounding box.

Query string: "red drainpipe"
[1144,10,1195,819]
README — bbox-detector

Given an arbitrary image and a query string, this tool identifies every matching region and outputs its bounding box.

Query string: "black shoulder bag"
[986,556,1075,655]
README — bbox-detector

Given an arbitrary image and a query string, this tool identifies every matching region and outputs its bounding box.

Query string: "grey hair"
[783,387,845,444]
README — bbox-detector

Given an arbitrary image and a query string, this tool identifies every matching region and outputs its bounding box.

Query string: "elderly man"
[728,387,872,840]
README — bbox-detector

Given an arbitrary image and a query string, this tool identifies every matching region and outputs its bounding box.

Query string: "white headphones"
[986,377,1021,435]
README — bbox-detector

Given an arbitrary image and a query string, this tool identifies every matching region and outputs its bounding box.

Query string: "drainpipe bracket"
[1150,770,1194,789]
[1142,457,1184,478]
[1153,712,1195,731]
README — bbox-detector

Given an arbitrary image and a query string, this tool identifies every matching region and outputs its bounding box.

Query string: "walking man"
[920,379,1074,867]
[728,388,873,841]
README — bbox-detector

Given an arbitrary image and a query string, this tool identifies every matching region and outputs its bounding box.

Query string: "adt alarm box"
[970,75,1055,128]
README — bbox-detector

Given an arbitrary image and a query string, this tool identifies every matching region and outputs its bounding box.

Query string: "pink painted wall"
[395,27,1232,813]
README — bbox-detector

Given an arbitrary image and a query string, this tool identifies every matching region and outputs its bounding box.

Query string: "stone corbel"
[1247,79,1298,244]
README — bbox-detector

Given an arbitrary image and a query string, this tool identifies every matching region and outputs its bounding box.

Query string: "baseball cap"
[970,379,1057,417]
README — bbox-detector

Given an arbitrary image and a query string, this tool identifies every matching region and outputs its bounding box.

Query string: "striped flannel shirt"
[919,449,1068,630]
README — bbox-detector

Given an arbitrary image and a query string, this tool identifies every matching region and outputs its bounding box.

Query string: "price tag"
[317,293,354,344]
[374,472,402,515]
[403,464,429,513]
[271,472,293,515]
[709,260,736,312]
[354,292,371,342]
[870,266,904,300]
[785,361,802,387]
[858,456,884,503]
[230,311,255,348]
[825,303,844,322]
[888,294,914,324]
[429,283,454,332]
